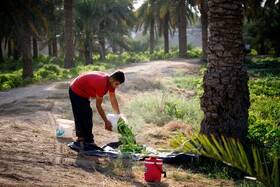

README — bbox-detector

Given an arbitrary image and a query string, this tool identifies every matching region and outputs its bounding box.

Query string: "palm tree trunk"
[52,37,58,57]
[85,50,93,64]
[13,43,19,60]
[48,44,52,56]
[200,0,250,142]
[21,26,33,78]
[64,0,75,68]
[150,18,155,54]
[178,0,187,58]
[112,41,117,53]
[33,37,38,59]
[0,40,3,63]
[8,40,12,57]
[163,13,169,54]
[99,37,106,61]
[201,0,208,62]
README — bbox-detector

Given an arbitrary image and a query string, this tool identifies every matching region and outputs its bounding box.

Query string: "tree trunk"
[84,50,92,65]
[8,40,12,57]
[119,46,123,54]
[64,0,75,68]
[99,37,106,61]
[21,26,33,78]
[48,44,52,56]
[112,41,117,53]
[150,18,155,54]
[52,37,58,57]
[13,43,20,60]
[33,37,38,59]
[163,13,169,54]
[201,0,208,62]
[200,0,250,142]
[0,40,3,63]
[178,0,187,58]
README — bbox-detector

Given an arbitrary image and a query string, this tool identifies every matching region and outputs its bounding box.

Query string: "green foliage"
[248,49,258,56]
[117,118,145,154]
[245,57,280,78]
[249,78,280,97]
[168,133,279,187]
[0,70,35,90]
[187,49,202,58]
[239,179,264,187]
[248,58,280,160]
[0,57,22,72]
[245,56,280,162]
[247,116,280,160]
[244,57,280,69]
[35,64,61,80]
[129,38,149,52]
[250,96,280,123]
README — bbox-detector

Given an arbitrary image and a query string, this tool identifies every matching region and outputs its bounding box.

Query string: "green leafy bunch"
[117,117,145,154]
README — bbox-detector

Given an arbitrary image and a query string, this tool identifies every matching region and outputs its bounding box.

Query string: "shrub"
[187,49,202,58]
[34,64,62,80]
[0,72,21,90]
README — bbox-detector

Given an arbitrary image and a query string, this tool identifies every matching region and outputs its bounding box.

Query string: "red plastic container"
[144,156,166,182]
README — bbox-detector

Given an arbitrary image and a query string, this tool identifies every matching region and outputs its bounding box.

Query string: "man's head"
[108,71,125,88]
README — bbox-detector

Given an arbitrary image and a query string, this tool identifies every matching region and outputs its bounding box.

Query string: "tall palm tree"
[0,38,3,63]
[200,0,250,141]
[96,0,135,60]
[75,0,135,63]
[64,0,75,68]
[0,0,49,78]
[45,0,63,57]
[75,0,97,64]
[157,0,172,54]
[135,0,158,54]
[167,0,197,58]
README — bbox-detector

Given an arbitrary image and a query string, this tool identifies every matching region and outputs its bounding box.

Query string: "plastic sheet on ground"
[68,141,199,164]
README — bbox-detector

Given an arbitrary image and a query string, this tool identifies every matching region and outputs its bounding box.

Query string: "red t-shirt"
[70,72,115,99]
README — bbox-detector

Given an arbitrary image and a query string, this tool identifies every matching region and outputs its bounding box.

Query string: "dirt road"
[0,59,233,187]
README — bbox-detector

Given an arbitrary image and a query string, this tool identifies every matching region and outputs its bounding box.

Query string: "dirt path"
[0,59,234,187]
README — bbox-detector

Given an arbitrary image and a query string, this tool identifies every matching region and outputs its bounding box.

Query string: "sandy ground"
[0,59,235,186]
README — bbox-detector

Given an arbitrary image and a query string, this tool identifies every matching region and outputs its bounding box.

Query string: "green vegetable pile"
[117,117,145,154]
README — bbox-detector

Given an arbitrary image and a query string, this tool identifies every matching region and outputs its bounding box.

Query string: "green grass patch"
[128,91,203,130]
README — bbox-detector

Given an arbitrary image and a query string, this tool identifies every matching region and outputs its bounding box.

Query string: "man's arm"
[96,96,112,131]
[109,92,120,114]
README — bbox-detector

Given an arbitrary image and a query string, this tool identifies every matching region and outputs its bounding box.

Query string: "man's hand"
[105,120,112,131]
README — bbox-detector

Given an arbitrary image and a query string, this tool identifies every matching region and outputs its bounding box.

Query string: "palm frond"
[168,132,279,187]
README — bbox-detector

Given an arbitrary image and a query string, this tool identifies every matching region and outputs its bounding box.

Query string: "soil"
[0,59,235,186]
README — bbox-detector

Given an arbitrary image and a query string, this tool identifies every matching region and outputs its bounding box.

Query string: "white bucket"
[106,114,126,133]
[55,119,74,138]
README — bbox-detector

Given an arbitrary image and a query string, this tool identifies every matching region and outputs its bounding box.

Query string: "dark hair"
[110,71,125,84]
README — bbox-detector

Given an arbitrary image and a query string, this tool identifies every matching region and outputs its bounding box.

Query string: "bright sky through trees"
[133,0,143,9]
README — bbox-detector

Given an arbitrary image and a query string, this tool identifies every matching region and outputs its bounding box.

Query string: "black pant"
[69,87,94,143]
